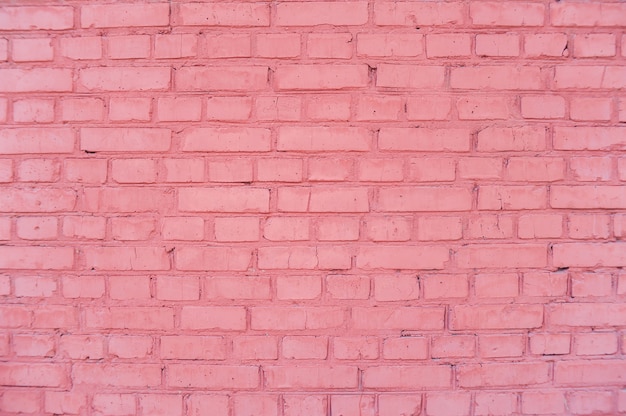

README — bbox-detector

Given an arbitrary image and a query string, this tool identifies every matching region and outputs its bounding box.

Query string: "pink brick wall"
[1,1,625,414]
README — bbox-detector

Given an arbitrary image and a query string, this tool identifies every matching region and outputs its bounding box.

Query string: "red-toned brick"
[476,34,520,57]
[168,364,259,389]
[257,34,300,58]
[451,304,543,330]
[276,2,367,26]
[357,33,423,57]
[180,127,271,152]
[377,64,445,89]
[79,67,170,92]
[427,34,471,57]
[175,3,270,26]
[374,2,464,26]
[82,3,169,28]
[363,365,451,389]
[550,2,626,27]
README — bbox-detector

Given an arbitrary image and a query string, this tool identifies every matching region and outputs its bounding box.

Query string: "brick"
[307,94,351,121]
[377,186,472,212]
[180,307,245,330]
[478,185,547,210]
[551,2,626,27]
[13,334,55,357]
[383,337,428,360]
[451,304,543,330]
[0,68,72,92]
[158,97,202,121]
[258,158,303,182]
[523,272,568,297]
[162,217,203,241]
[179,187,269,213]
[12,38,53,62]
[0,6,73,30]
[356,95,403,121]
[374,2,464,26]
[73,363,161,388]
[59,335,104,360]
[357,33,423,57]
[555,360,626,385]
[522,392,566,415]
[162,159,204,183]
[363,365,451,389]
[406,96,452,120]
[108,35,150,59]
[176,247,253,271]
[554,66,626,89]
[208,159,253,182]
[161,336,226,360]
[0,40,5,61]
[81,127,170,152]
[205,277,271,300]
[331,395,375,416]
[60,98,104,122]
[276,65,368,90]
[426,34,471,57]
[181,127,271,152]
[265,366,357,389]
[423,274,468,299]
[326,275,370,300]
[109,97,152,122]
[529,333,571,355]
[573,34,616,57]
[251,307,344,330]
[379,127,470,152]
[84,246,168,271]
[62,275,105,299]
[139,395,182,416]
[353,307,444,330]
[284,396,326,416]
[82,3,169,28]
[154,34,197,59]
[525,33,568,57]
[0,128,73,154]
[470,2,544,26]
[477,126,546,152]
[474,392,518,416]
[1,390,41,413]
[175,3,269,26]
[45,391,87,415]
[86,307,173,330]
[109,336,153,359]
[257,96,301,121]
[276,276,320,299]
[458,158,502,179]
[365,216,411,241]
[521,95,566,119]
[377,64,445,89]
[555,127,626,150]
[570,97,612,121]
[60,36,102,60]
[456,97,512,120]
[505,157,565,182]
[479,334,524,358]
[451,66,543,90]
[276,2,367,26]
[233,336,278,360]
[214,217,259,242]
[574,332,618,356]
[568,214,610,240]
[18,158,61,182]
[109,276,151,300]
[234,396,279,416]
[431,335,475,358]
[417,216,463,241]
[278,126,370,152]
[156,276,199,301]
[168,365,259,389]
[16,216,58,240]
[264,217,310,241]
[374,275,420,301]
[80,67,170,91]
[92,394,136,415]
[568,391,614,415]
[111,159,158,184]
[307,33,353,59]
[0,363,67,387]
[14,275,57,298]
[458,362,550,388]
[258,246,350,270]
[0,187,76,213]
[552,186,626,209]
[0,246,73,269]
[257,34,300,58]
[176,66,268,91]
[62,216,106,239]
[0,216,9,240]
[466,214,514,239]
[549,303,626,326]
[307,159,352,182]
[358,245,448,270]
[518,214,563,239]
[334,337,378,360]
[476,34,520,57]
[13,98,54,123]
[283,336,327,359]
[427,392,471,416]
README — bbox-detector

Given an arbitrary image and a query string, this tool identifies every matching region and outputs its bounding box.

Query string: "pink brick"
[426,34,471,57]
[13,99,55,123]
[374,275,420,301]
[108,35,150,59]
[374,2,464,26]
[109,97,152,122]
[476,34,520,57]
[60,98,104,122]
[82,3,169,28]
[12,38,54,62]
[426,392,471,416]
[276,2,368,26]
[525,33,568,57]
[307,33,353,59]
[204,34,251,58]
[175,3,270,26]
[154,34,197,59]
[158,97,202,121]
[257,34,300,58]
[60,36,102,60]
[0,6,73,30]
[257,96,301,121]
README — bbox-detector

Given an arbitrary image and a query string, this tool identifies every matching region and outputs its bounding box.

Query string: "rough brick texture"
[0,1,624,415]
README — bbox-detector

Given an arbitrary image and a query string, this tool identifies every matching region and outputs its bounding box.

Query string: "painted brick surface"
[0,1,625,414]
